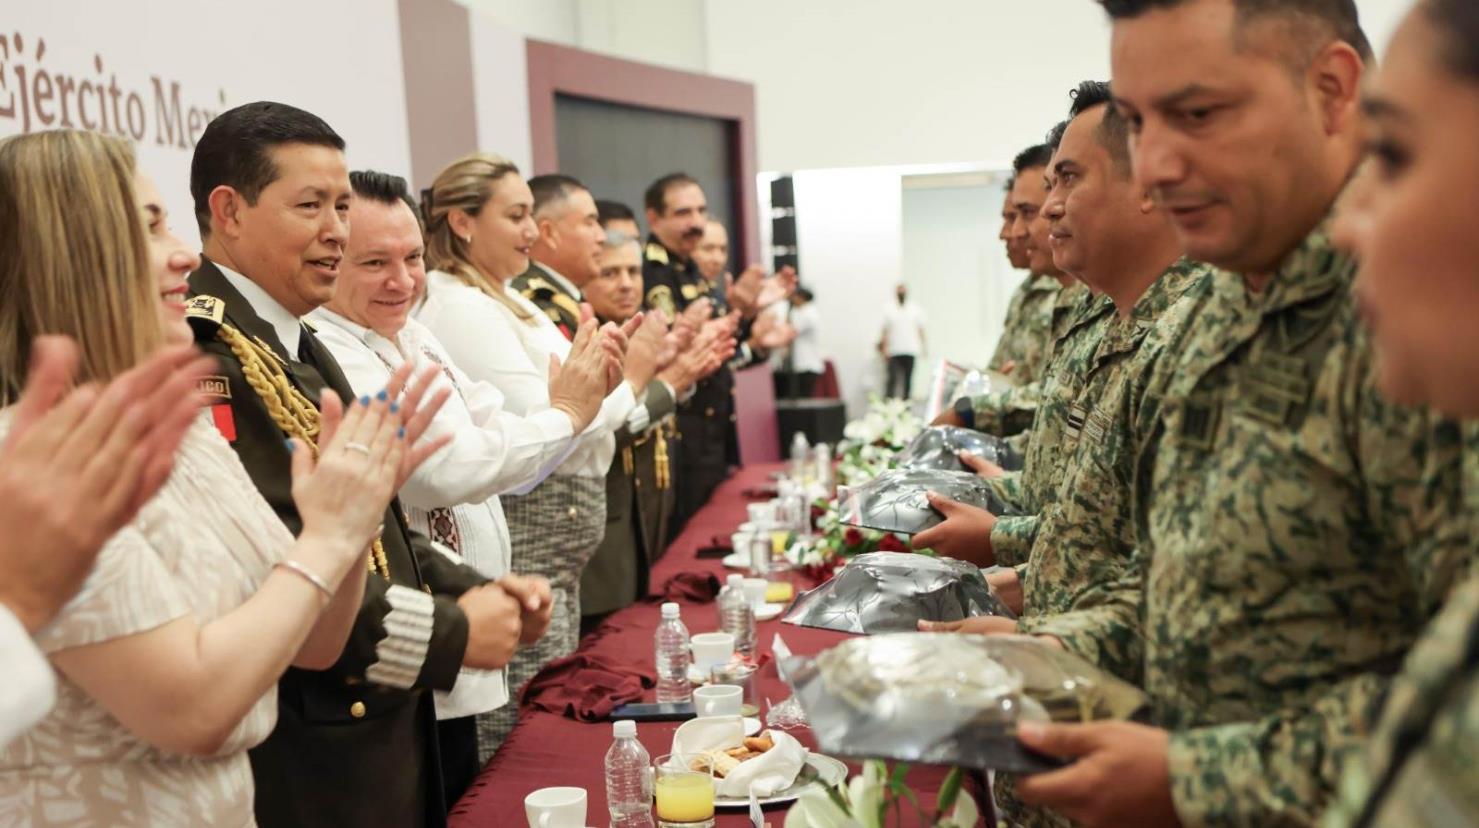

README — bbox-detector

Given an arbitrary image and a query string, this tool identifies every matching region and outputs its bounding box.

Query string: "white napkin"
[669,717,808,798]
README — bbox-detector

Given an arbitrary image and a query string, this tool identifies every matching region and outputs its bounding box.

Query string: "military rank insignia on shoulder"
[645,242,670,265]
[185,295,226,339]
[647,285,676,318]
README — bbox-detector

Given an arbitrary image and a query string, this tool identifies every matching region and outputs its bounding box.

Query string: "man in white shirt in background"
[879,283,927,399]
[312,170,603,802]
[780,287,824,398]
[0,337,213,749]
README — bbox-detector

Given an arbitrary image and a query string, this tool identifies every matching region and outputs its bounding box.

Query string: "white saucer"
[753,602,787,621]
[721,552,750,569]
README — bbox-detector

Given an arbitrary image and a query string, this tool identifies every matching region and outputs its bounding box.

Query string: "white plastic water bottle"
[718,574,757,657]
[790,431,810,480]
[605,720,655,827]
[654,602,692,703]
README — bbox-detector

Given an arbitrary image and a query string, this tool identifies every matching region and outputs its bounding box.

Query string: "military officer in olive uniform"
[577,224,726,627]
[186,102,532,828]
[641,173,796,535]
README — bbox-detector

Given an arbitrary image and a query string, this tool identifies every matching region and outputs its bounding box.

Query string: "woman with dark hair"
[1323,1,1479,825]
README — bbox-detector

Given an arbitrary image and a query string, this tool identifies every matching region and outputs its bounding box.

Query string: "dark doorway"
[553,93,736,264]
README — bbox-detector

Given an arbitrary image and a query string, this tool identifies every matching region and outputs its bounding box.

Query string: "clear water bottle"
[654,602,692,703]
[718,574,756,658]
[605,720,655,828]
[790,431,810,481]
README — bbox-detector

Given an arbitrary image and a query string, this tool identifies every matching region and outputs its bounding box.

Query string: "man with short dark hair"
[186,101,525,827]
[513,174,605,338]
[988,143,1074,384]
[922,81,1213,828]
[938,135,1089,438]
[1007,4,1466,826]
[596,198,641,243]
[641,173,792,533]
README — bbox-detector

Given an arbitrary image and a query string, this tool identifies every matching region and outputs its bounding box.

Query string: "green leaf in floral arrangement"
[935,767,963,816]
[888,762,911,796]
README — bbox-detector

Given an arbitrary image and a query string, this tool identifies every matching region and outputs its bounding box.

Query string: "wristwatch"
[952,395,976,430]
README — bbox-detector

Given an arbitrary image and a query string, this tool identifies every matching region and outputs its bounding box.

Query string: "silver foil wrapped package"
[897,425,1025,473]
[836,468,1008,535]
[777,633,1150,773]
[782,552,1014,634]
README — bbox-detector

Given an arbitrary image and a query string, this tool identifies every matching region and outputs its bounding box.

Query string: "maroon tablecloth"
[450,464,987,827]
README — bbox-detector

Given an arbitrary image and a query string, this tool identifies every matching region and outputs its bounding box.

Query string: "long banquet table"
[450,463,990,827]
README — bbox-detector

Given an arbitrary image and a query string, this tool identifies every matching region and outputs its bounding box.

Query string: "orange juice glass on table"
[653,754,715,828]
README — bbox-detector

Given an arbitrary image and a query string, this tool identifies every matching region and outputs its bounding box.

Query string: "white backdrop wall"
[0,0,414,250]
[459,0,1415,173]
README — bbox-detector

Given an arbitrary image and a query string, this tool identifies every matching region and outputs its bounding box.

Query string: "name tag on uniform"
[1083,408,1111,446]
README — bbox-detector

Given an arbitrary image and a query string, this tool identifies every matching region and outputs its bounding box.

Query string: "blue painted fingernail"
[376,389,388,401]
[284,439,295,452]
[389,402,400,414]
[359,395,370,406]
[398,427,406,439]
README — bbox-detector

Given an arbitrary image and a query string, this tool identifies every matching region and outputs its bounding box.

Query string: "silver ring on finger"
[345,442,372,456]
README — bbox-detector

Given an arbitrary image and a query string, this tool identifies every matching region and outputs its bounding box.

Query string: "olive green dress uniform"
[1321,422,1479,828]
[987,273,1063,385]
[512,262,584,339]
[1030,220,1470,827]
[187,260,488,828]
[965,282,1094,438]
[580,377,678,618]
[642,236,747,536]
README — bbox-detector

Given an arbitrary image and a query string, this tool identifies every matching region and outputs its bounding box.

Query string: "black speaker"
[770,176,795,209]
[771,215,797,247]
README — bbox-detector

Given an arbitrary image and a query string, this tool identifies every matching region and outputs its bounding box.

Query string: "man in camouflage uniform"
[940,137,1089,439]
[1011,3,1469,827]
[988,144,1075,385]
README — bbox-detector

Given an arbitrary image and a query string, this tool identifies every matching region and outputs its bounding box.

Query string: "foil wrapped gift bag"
[836,468,1009,535]
[782,552,1015,634]
[896,425,1025,473]
[776,633,1150,773]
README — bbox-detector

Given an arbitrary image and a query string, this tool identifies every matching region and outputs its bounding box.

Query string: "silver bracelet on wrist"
[275,559,333,602]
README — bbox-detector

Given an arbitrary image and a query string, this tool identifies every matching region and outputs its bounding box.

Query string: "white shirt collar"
[535,262,582,300]
[214,262,304,357]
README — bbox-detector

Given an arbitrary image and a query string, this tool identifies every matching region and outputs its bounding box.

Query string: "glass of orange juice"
[653,753,715,828]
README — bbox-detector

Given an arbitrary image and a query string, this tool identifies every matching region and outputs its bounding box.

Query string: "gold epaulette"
[645,242,670,265]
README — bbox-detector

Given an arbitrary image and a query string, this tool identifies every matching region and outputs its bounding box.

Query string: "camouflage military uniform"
[984,291,1117,567]
[1031,222,1470,827]
[1321,423,1479,828]
[969,282,1093,437]
[995,260,1210,828]
[1012,259,1211,619]
[989,273,1063,385]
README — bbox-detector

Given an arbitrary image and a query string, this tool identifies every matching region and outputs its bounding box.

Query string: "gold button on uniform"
[567,506,579,518]
[350,701,366,719]
[705,407,715,417]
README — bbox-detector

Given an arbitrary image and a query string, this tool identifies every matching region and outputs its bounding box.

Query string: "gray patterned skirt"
[476,474,606,763]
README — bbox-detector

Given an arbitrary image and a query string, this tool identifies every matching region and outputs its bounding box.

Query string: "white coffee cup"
[693,683,743,717]
[741,578,769,611]
[524,786,586,828]
[748,502,776,525]
[730,531,754,557]
[690,631,735,672]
